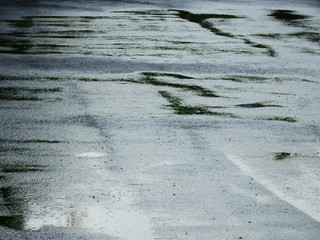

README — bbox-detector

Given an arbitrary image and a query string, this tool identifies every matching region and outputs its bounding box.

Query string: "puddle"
[75,152,108,158]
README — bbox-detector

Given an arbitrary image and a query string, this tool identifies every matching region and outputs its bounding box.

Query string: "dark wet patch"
[0,146,30,153]
[221,75,268,83]
[174,10,241,21]
[261,116,297,123]
[243,38,276,57]
[273,152,298,160]
[8,17,33,28]
[269,10,309,21]
[174,10,238,38]
[174,10,276,57]
[0,139,65,144]
[0,187,26,230]
[141,72,194,79]
[0,37,33,54]
[113,10,169,16]
[0,87,62,93]
[38,30,95,35]
[38,23,71,27]
[35,44,70,50]
[253,33,282,39]
[236,102,282,108]
[159,90,236,117]
[0,87,62,101]
[1,165,49,173]
[141,74,220,97]
[0,216,25,231]
[255,31,319,45]
[80,74,220,97]
[288,32,320,44]
[36,35,79,39]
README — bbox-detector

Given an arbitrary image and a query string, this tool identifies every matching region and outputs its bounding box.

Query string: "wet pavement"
[0,0,320,239]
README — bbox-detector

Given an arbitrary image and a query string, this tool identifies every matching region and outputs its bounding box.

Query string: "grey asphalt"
[0,0,320,239]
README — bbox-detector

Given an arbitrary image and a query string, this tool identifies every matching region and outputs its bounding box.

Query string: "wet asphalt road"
[0,0,320,239]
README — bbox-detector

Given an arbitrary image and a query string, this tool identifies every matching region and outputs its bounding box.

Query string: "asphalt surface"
[0,0,320,239]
